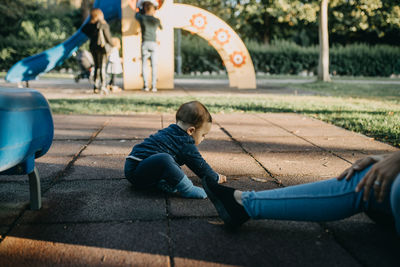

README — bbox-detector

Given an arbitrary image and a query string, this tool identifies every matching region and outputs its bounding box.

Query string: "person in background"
[129,0,162,92]
[82,8,113,94]
[106,37,123,92]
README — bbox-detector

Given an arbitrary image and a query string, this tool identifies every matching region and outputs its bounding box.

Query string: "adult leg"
[149,42,158,90]
[203,165,397,229]
[91,49,100,91]
[99,51,107,89]
[141,42,151,89]
[125,153,206,198]
[241,166,394,222]
[109,73,115,86]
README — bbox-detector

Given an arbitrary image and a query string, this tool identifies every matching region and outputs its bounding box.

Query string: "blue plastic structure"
[5,0,121,83]
[0,88,54,210]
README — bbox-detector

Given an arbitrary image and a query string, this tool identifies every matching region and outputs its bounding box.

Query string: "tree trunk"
[263,13,270,44]
[80,0,92,23]
[318,0,331,82]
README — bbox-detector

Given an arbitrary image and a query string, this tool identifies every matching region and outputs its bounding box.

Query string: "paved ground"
[0,79,400,266]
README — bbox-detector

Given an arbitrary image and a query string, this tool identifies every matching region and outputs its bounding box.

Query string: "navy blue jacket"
[128,124,219,182]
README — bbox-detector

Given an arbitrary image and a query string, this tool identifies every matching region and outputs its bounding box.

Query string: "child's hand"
[218,174,227,184]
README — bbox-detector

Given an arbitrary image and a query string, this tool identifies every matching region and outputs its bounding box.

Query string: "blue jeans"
[141,41,158,88]
[124,153,184,189]
[242,166,400,235]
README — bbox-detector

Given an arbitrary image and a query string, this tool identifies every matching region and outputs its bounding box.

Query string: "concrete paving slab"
[168,177,278,218]
[20,179,166,223]
[240,136,319,153]
[82,139,142,156]
[305,136,398,154]
[161,114,176,127]
[174,257,236,267]
[170,219,359,267]
[0,236,169,267]
[53,114,108,130]
[215,114,293,138]
[0,156,72,182]
[66,155,125,180]
[254,151,352,185]
[256,113,339,127]
[96,115,161,139]
[8,221,169,255]
[0,182,29,225]
[54,128,98,140]
[46,140,87,157]
[198,139,243,153]
[325,214,400,267]
[181,152,266,178]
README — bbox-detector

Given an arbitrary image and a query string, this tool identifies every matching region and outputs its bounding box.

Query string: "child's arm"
[182,145,220,183]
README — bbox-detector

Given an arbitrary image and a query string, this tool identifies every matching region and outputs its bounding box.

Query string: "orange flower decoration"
[230,51,246,67]
[213,28,231,46]
[190,13,207,31]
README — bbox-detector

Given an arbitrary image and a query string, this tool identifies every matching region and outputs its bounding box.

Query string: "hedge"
[178,37,400,77]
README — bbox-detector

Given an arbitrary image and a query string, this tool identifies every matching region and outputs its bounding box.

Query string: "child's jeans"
[124,153,184,189]
[141,41,158,89]
[242,166,400,235]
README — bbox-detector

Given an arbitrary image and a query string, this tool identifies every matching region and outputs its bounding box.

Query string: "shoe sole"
[202,178,237,228]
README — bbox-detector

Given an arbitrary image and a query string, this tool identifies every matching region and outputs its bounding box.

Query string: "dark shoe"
[202,177,249,229]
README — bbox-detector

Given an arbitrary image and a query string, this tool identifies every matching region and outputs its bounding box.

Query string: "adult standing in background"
[129,0,163,92]
[82,8,113,94]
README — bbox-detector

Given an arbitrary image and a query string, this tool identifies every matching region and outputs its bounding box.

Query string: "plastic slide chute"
[5,0,121,83]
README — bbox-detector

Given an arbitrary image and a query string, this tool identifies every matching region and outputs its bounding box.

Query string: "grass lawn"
[49,80,400,147]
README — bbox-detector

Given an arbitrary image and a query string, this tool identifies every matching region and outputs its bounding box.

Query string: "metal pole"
[176,0,182,75]
[176,29,182,75]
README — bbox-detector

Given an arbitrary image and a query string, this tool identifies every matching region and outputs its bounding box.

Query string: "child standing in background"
[129,0,162,92]
[124,101,227,199]
[106,37,123,92]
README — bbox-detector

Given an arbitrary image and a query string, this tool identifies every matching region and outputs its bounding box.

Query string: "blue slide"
[5,0,121,83]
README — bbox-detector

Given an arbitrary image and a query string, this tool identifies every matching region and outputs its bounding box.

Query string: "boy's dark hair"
[176,101,212,128]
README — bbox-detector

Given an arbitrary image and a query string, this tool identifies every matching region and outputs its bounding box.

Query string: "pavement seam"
[165,196,175,267]
[45,119,111,187]
[0,119,110,245]
[216,122,284,187]
[254,114,354,164]
[318,222,366,267]
[254,114,369,265]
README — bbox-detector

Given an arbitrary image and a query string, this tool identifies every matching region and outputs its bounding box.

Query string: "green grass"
[283,81,400,100]
[49,93,400,147]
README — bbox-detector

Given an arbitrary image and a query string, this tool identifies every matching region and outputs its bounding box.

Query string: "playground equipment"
[6,0,256,89]
[0,88,54,210]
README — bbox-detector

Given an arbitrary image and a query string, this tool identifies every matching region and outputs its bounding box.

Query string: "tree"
[80,0,93,22]
[318,0,331,81]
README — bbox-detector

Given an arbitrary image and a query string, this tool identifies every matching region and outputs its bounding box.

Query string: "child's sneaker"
[202,176,249,229]
[142,87,150,92]
[152,87,158,92]
[111,86,121,92]
[100,86,110,95]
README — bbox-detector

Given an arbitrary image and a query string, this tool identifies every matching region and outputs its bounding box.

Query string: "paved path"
[0,111,399,266]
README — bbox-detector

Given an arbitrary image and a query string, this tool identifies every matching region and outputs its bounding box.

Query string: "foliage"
[182,0,400,45]
[178,36,400,76]
[0,1,81,71]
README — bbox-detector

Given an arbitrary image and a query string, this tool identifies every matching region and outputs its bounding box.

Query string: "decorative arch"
[121,0,256,89]
[170,3,256,89]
